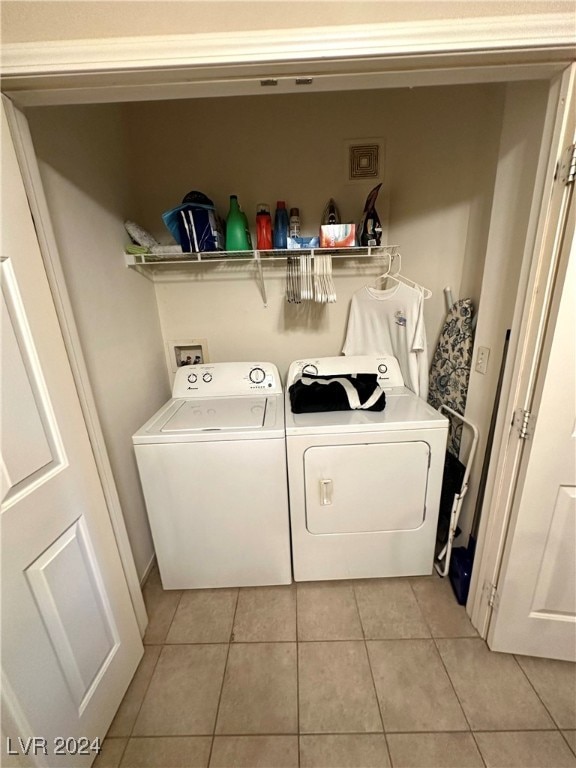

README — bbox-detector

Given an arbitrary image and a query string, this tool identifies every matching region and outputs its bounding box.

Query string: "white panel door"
[487,158,576,661]
[1,101,143,766]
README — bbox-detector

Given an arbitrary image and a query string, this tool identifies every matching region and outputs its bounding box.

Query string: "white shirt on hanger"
[342,281,429,399]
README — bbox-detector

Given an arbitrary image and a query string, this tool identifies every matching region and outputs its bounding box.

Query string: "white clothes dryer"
[133,362,292,589]
[285,356,448,581]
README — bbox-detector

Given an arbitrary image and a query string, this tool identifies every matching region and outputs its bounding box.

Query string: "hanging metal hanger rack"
[286,251,338,304]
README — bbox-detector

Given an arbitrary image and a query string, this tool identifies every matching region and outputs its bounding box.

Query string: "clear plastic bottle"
[289,207,301,238]
[273,201,289,249]
[226,195,250,251]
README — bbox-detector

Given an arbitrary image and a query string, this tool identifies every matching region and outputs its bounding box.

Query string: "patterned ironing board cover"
[428,298,474,456]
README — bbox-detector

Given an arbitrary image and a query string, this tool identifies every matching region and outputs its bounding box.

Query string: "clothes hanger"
[389,253,432,299]
[371,252,432,298]
[325,253,336,303]
[391,272,432,299]
[372,251,395,287]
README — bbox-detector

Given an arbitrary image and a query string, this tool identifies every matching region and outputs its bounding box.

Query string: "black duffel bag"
[289,373,386,414]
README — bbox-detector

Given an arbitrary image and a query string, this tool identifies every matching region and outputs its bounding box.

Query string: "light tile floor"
[96,568,576,768]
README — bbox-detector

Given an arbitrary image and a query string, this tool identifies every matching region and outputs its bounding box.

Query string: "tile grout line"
[512,654,563,731]
[430,636,473,731]
[408,575,481,642]
[206,588,241,768]
[117,731,301,738]
[124,645,163,741]
[351,581,393,767]
[157,587,185,645]
[406,578,435,639]
[116,567,179,763]
[560,730,576,757]
[295,584,301,768]
[106,727,568,739]
[116,735,130,768]
[431,636,487,768]
[150,634,490,646]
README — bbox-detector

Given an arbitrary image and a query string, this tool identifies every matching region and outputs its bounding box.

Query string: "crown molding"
[2,13,575,77]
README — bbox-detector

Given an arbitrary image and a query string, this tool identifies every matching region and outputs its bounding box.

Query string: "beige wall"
[456,79,550,540]
[1,1,569,43]
[27,103,170,580]
[123,84,503,378]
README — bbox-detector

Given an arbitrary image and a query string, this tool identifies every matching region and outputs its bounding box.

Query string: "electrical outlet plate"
[476,346,490,375]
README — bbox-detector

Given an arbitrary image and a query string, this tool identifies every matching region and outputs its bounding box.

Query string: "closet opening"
[16,70,555,628]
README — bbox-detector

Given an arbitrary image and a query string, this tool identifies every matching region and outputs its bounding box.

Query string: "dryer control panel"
[173,362,282,397]
[287,355,405,389]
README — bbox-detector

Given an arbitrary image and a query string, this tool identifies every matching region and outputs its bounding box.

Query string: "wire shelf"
[124,244,401,305]
[125,244,399,266]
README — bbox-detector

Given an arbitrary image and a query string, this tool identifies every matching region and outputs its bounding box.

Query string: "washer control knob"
[378,363,388,374]
[302,364,318,376]
[203,372,212,383]
[249,367,266,384]
[187,372,198,384]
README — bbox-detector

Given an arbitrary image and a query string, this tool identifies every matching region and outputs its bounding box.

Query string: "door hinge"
[557,143,576,186]
[512,408,535,440]
[486,581,499,609]
[488,584,499,609]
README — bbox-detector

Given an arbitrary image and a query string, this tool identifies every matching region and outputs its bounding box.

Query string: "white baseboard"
[140,554,156,588]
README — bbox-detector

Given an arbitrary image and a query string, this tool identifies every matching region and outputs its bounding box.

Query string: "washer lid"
[162,397,267,432]
[133,394,285,444]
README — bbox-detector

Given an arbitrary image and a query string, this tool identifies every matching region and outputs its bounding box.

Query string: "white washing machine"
[285,356,448,581]
[133,362,292,589]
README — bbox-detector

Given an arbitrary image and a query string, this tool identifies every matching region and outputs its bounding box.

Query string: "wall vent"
[348,143,379,180]
[344,138,385,183]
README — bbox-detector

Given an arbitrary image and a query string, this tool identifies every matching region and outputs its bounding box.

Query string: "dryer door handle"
[320,479,333,506]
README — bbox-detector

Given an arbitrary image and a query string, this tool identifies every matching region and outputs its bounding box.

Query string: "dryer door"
[304,441,430,534]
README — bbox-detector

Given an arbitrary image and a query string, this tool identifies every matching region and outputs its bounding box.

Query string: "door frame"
[488,151,575,658]
[1,13,574,106]
[1,16,574,639]
[471,63,576,638]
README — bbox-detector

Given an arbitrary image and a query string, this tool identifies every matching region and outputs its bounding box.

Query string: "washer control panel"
[173,362,281,397]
